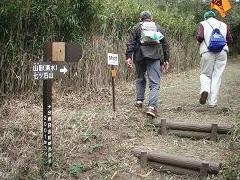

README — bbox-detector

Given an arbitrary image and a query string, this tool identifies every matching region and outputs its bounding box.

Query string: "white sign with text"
[107,53,119,66]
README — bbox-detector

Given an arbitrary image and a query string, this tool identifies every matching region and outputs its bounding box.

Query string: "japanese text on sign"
[33,62,68,80]
[43,104,52,165]
[33,63,57,80]
[107,53,119,66]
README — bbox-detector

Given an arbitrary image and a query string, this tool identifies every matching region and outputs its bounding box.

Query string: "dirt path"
[0,60,239,179]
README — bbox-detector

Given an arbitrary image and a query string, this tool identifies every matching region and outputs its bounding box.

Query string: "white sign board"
[107,53,119,66]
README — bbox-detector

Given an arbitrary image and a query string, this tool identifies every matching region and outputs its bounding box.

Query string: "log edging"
[133,149,222,178]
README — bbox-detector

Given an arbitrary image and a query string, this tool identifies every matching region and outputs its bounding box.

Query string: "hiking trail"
[0,59,239,179]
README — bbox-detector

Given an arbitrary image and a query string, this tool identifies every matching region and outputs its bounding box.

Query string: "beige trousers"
[200,50,227,106]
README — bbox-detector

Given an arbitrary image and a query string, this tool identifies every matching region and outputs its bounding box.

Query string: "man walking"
[125,11,170,117]
[196,11,233,108]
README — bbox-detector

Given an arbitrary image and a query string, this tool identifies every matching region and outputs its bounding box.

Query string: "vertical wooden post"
[42,69,53,166]
[140,151,148,168]
[40,42,82,168]
[111,65,116,112]
[159,119,167,135]
[210,124,218,141]
[199,162,209,179]
[43,44,53,167]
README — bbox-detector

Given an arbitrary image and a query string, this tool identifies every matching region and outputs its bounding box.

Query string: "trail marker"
[107,53,119,66]
[107,53,119,112]
[33,62,69,80]
[33,42,82,167]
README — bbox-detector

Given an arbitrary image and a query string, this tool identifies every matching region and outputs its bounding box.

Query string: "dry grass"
[0,35,199,99]
[0,60,239,179]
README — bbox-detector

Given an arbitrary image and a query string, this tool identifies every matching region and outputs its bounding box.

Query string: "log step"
[154,119,232,134]
[132,148,221,177]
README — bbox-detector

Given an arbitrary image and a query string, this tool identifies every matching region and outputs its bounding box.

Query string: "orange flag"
[211,0,232,17]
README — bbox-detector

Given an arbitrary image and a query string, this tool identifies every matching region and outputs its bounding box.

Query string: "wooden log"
[159,119,167,135]
[148,161,199,176]
[200,162,209,179]
[169,130,210,140]
[210,124,218,141]
[153,120,232,134]
[140,151,147,168]
[132,149,221,174]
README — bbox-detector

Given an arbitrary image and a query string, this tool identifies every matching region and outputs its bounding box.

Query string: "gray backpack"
[140,22,164,45]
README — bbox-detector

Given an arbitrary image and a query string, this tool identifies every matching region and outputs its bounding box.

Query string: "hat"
[140,11,152,21]
[204,11,216,20]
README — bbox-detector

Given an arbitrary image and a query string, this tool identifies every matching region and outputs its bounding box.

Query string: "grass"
[0,60,239,179]
[81,128,97,143]
[68,163,87,177]
[0,0,205,97]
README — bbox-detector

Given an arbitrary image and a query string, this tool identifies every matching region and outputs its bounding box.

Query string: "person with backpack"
[196,11,233,108]
[125,11,170,117]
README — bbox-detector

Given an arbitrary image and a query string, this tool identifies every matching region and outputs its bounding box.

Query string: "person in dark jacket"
[125,11,170,117]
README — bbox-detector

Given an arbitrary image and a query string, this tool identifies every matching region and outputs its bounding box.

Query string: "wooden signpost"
[33,42,82,167]
[107,53,118,112]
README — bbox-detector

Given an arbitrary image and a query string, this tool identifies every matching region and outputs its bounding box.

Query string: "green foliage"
[96,0,197,40]
[81,128,97,143]
[11,127,21,137]
[96,160,113,179]
[231,123,240,143]
[226,3,240,53]
[222,116,240,179]
[0,0,239,95]
[87,144,103,154]
[68,163,86,177]
[222,153,240,180]
[0,0,98,94]
[95,0,141,38]
[0,0,97,50]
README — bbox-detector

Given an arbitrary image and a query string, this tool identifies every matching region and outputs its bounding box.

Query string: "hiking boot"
[135,101,143,108]
[199,91,208,105]
[146,107,158,118]
[208,105,217,109]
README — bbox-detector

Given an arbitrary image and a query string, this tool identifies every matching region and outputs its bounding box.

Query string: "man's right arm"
[125,25,139,60]
[125,25,140,69]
